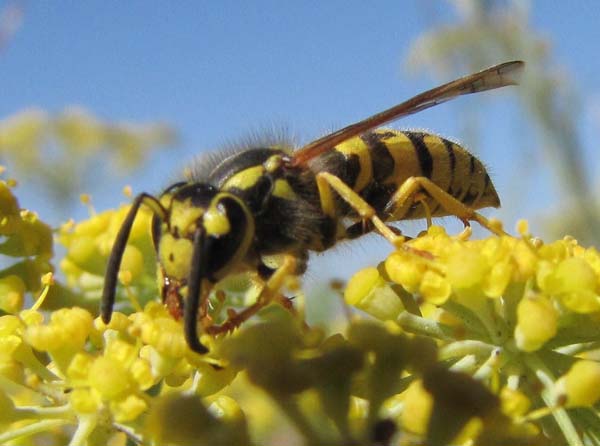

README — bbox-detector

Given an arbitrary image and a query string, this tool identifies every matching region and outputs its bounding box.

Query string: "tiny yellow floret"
[419,270,451,304]
[556,360,600,407]
[112,394,148,422]
[345,267,381,306]
[69,388,101,414]
[500,387,531,416]
[515,294,558,352]
[89,356,131,400]
[41,272,55,286]
[516,219,529,236]
[446,247,488,289]
[385,252,427,293]
[0,275,26,313]
[80,193,92,205]
[482,261,513,298]
[548,257,600,313]
[345,267,404,320]
[66,352,93,382]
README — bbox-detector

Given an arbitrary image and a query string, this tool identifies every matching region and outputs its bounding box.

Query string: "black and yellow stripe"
[315,129,500,220]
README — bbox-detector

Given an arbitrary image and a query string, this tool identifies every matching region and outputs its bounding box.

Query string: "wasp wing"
[291,60,524,166]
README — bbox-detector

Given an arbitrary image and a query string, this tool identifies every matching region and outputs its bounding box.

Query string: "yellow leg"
[415,194,433,228]
[316,172,406,248]
[204,255,298,335]
[386,176,506,236]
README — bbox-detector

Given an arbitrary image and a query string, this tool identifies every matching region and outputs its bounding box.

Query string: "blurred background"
[1,0,599,297]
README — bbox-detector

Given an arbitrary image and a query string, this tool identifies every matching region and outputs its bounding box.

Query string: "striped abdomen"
[309,129,500,221]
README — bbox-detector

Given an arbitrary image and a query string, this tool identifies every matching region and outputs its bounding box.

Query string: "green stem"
[473,348,506,382]
[0,419,69,443]
[572,408,600,446]
[439,340,496,360]
[555,342,600,356]
[17,404,73,420]
[472,297,506,345]
[0,374,47,405]
[68,414,97,446]
[114,422,145,444]
[15,345,59,382]
[537,349,577,376]
[448,355,479,374]
[390,284,421,316]
[442,300,490,341]
[396,312,454,340]
[524,353,582,445]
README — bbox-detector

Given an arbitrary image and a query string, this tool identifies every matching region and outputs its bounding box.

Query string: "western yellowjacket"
[101,61,524,353]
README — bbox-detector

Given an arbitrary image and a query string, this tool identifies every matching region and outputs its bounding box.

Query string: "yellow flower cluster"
[0,299,241,445]
[3,167,600,445]
[58,203,156,310]
[0,108,175,178]
[0,179,53,315]
[0,182,246,444]
[346,222,600,444]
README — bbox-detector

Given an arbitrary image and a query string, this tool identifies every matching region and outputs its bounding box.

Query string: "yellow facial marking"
[203,205,230,236]
[222,165,265,191]
[159,234,194,279]
[273,179,297,200]
[169,200,204,236]
[335,137,372,191]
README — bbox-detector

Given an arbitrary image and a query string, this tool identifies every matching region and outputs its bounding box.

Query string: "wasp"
[101,61,524,353]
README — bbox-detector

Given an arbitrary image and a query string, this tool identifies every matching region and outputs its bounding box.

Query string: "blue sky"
[2,1,600,283]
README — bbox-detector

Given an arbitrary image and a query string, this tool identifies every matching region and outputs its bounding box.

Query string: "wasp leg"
[384,176,506,236]
[205,254,298,335]
[344,219,406,241]
[414,194,433,228]
[316,172,406,248]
